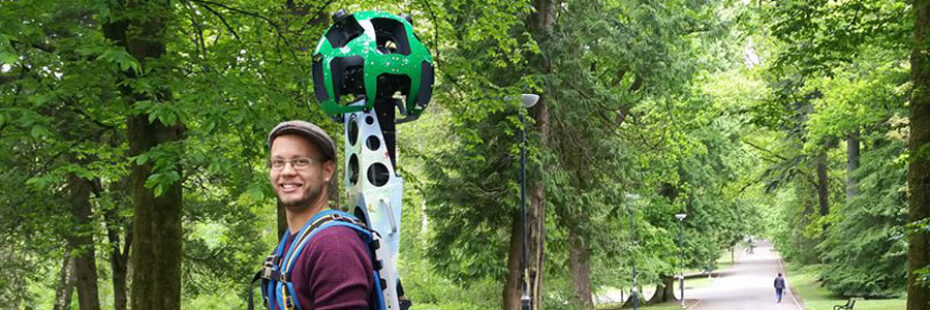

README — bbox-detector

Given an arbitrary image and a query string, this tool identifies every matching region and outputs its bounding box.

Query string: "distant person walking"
[774,273,786,303]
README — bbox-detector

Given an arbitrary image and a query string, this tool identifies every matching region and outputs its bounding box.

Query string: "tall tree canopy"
[1,0,928,309]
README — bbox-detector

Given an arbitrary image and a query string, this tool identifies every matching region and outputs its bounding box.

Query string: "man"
[266,120,373,309]
[774,273,786,303]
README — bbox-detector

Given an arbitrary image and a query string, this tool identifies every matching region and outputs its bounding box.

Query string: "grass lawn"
[679,247,741,290]
[596,300,689,310]
[683,247,742,275]
[681,275,713,289]
[785,263,906,310]
[716,247,739,270]
[639,301,688,309]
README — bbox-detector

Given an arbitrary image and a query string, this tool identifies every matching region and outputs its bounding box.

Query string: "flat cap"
[267,120,336,161]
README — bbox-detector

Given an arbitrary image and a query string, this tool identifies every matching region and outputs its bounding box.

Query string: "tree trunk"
[568,229,594,310]
[277,200,288,239]
[648,275,676,304]
[846,129,860,201]
[126,77,184,309]
[908,1,930,308]
[126,75,184,310]
[104,206,131,310]
[815,152,830,218]
[504,213,523,310]
[653,185,681,305]
[328,176,340,207]
[103,2,184,309]
[67,174,100,310]
[111,234,130,310]
[101,177,131,310]
[526,99,549,310]
[525,1,555,309]
[816,151,832,240]
[54,249,76,310]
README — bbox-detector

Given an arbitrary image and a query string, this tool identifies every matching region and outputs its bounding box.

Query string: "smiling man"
[264,120,373,309]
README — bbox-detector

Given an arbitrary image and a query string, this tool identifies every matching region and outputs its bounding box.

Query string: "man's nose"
[280,162,298,175]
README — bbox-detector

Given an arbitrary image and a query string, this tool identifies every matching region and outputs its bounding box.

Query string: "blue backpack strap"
[256,210,341,310]
[264,233,289,309]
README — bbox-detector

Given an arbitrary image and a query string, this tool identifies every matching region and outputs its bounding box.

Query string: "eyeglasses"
[269,157,320,170]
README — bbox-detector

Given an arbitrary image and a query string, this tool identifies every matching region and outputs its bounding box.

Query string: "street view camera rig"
[312,9,434,310]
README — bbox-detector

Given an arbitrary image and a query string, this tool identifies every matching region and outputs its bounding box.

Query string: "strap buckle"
[332,211,369,228]
[260,254,277,279]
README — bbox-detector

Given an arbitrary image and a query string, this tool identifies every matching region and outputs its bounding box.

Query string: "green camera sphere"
[312,10,434,118]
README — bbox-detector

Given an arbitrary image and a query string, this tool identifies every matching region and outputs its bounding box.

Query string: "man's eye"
[271,160,286,167]
[295,159,311,166]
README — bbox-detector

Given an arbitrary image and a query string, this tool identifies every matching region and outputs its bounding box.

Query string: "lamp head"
[521,94,539,108]
[675,213,687,221]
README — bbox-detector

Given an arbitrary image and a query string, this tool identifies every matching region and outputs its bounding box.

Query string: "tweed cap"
[267,120,336,162]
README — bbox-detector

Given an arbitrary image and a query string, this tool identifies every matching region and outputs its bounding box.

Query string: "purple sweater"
[281,225,373,309]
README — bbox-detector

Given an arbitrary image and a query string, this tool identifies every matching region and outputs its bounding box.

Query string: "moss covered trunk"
[908,0,930,308]
[103,1,184,309]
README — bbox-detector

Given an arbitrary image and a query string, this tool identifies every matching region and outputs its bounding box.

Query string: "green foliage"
[755,0,913,298]
[0,0,917,308]
[0,0,328,305]
[422,108,522,283]
[765,0,910,76]
[805,51,911,297]
[421,1,764,307]
[817,128,909,297]
[786,263,908,310]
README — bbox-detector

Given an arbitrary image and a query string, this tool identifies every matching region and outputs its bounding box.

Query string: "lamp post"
[625,194,641,310]
[519,94,539,310]
[674,213,687,309]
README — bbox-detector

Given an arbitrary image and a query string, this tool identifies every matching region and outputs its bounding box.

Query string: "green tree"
[756,0,918,302]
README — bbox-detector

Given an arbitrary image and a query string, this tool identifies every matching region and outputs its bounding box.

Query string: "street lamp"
[625,194,641,310]
[674,213,687,308]
[519,93,539,310]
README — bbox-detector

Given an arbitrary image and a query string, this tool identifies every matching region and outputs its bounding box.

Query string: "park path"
[685,240,803,310]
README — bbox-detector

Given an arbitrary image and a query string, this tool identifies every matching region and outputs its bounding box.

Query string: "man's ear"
[322,160,335,182]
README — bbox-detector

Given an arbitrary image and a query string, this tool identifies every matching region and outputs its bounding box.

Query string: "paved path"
[685,240,803,310]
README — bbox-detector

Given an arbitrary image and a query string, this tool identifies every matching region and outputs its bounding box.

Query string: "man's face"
[269,134,335,210]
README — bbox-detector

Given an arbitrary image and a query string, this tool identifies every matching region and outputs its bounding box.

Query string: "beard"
[277,184,324,212]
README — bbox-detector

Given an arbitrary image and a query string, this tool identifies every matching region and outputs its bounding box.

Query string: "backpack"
[248,209,387,310]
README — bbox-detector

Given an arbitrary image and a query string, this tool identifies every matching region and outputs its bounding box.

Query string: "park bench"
[833,298,855,310]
